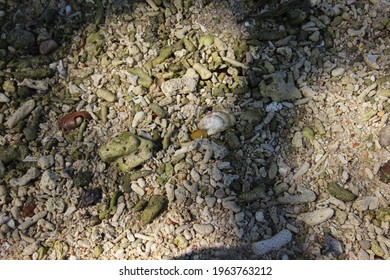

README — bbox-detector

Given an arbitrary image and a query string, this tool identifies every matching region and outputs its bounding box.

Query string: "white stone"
[40,170,60,190]
[297,208,334,226]
[193,223,214,235]
[0,92,10,103]
[252,229,292,255]
[5,99,35,128]
[131,182,145,196]
[331,67,345,77]
[132,111,146,128]
[352,196,379,212]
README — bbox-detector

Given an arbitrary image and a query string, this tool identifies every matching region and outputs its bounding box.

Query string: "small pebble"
[331,67,345,77]
[205,197,216,208]
[39,39,58,55]
[193,223,214,235]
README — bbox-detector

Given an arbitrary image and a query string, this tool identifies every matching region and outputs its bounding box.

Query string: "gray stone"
[222,199,241,213]
[39,39,58,55]
[278,186,316,204]
[379,125,390,147]
[205,197,216,208]
[214,188,225,198]
[259,72,302,102]
[240,108,263,124]
[190,169,201,183]
[7,27,36,50]
[0,160,5,178]
[255,211,266,223]
[0,185,6,206]
[183,180,198,195]
[175,187,187,204]
[37,155,54,170]
[0,93,10,103]
[323,234,344,257]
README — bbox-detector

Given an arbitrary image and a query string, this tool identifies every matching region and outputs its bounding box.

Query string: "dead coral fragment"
[140,195,168,224]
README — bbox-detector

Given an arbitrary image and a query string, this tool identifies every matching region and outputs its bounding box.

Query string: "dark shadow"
[2,0,383,261]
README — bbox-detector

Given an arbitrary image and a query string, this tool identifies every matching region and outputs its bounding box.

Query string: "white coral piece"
[252,229,293,255]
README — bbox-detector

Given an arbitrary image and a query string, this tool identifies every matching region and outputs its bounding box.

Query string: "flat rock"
[161,68,199,96]
[193,223,214,235]
[259,72,302,102]
[278,185,316,204]
[352,196,379,212]
[116,137,153,171]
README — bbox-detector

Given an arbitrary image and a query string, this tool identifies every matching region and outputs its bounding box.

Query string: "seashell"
[198,110,236,135]
[190,129,207,140]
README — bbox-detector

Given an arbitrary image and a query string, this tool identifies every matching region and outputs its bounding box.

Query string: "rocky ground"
[0,0,389,260]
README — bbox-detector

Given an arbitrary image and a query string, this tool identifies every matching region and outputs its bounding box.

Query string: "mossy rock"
[0,143,29,165]
[199,34,214,46]
[224,129,240,150]
[128,68,153,88]
[328,181,357,202]
[376,207,390,222]
[140,195,168,224]
[99,132,141,162]
[115,137,153,171]
[73,171,93,188]
[240,108,263,124]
